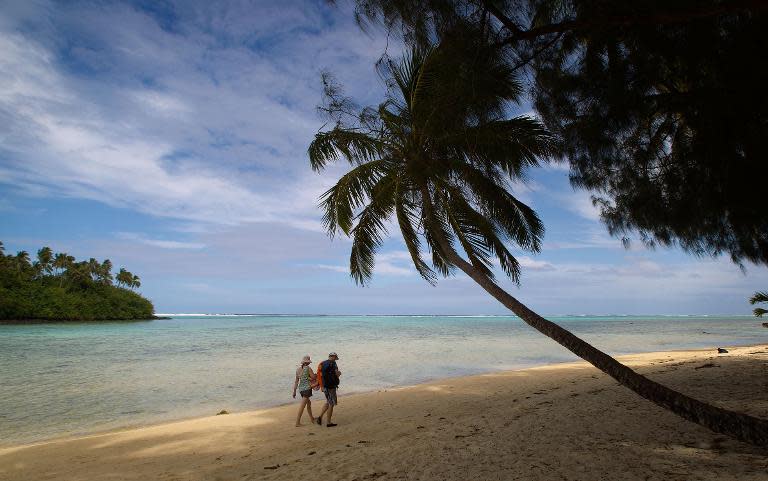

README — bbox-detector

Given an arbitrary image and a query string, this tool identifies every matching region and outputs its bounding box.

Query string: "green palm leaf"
[319,158,392,236]
[308,128,382,171]
[750,291,768,317]
[349,172,398,285]
[749,291,768,305]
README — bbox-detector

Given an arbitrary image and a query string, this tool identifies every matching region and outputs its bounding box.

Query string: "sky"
[1,0,766,315]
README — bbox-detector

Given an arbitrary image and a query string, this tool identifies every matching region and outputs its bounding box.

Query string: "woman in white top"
[292,355,317,427]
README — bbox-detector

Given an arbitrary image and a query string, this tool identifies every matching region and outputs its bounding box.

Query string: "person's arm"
[308,367,317,382]
[292,369,299,398]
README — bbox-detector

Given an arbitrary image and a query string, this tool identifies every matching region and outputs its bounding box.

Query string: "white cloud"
[311,264,350,273]
[307,250,416,278]
[561,190,602,221]
[543,226,624,250]
[0,1,389,231]
[517,256,555,271]
[115,232,206,250]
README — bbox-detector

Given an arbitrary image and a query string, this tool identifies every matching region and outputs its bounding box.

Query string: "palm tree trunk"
[436,237,768,446]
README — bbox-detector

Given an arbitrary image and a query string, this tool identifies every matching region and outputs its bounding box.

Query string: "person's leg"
[326,389,337,426]
[317,401,328,424]
[306,398,315,422]
[295,397,308,426]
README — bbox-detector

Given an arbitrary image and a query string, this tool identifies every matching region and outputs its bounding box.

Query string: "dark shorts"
[300,389,313,398]
[323,388,337,406]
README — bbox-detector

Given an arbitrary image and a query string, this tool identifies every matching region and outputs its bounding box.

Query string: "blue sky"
[1,0,766,315]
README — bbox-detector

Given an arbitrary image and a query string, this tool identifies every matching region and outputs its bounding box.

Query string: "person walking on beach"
[316,352,341,427]
[292,355,317,427]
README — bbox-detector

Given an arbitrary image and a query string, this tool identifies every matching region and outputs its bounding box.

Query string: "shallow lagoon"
[2,314,766,445]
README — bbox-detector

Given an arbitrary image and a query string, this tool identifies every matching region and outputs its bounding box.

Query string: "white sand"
[1,345,767,480]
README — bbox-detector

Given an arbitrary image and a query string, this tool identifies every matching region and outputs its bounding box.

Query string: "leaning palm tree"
[750,291,768,317]
[15,251,31,273]
[37,247,54,276]
[308,43,768,445]
[116,268,129,288]
[100,259,114,285]
[53,253,69,277]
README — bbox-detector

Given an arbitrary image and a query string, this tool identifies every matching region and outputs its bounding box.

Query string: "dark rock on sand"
[717,348,728,354]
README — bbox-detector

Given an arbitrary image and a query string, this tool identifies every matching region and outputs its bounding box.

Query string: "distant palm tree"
[15,251,30,272]
[116,268,131,288]
[87,258,101,283]
[53,253,70,277]
[117,268,125,287]
[131,274,141,289]
[750,291,768,317]
[308,44,768,445]
[100,259,114,285]
[37,247,54,276]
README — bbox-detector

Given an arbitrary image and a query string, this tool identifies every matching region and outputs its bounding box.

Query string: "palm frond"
[395,183,436,284]
[349,173,398,285]
[443,187,524,283]
[438,190,496,279]
[308,128,382,171]
[319,159,392,236]
[749,291,768,305]
[450,117,555,177]
[455,197,522,283]
[457,163,544,252]
[420,193,456,278]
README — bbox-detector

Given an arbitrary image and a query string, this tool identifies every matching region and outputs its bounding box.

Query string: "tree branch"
[493,0,768,45]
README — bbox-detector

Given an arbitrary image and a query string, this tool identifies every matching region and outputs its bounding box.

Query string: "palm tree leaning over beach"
[308,40,768,445]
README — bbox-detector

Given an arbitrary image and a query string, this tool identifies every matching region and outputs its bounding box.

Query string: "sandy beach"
[1,344,767,481]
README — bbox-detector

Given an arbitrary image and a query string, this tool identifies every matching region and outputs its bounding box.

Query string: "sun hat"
[329,352,339,359]
[301,355,311,364]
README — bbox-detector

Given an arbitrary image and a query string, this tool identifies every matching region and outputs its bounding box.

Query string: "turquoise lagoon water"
[1,314,767,446]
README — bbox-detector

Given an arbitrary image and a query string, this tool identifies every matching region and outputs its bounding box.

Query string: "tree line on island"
[0,241,154,321]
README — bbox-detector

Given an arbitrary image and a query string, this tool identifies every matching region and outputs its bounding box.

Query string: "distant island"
[0,241,155,322]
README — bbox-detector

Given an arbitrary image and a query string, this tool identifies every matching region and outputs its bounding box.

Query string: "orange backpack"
[313,362,323,390]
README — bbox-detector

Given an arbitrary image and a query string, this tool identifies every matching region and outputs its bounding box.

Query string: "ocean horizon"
[2,314,767,446]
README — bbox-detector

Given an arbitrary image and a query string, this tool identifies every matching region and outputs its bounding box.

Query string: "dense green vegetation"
[0,241,154,321]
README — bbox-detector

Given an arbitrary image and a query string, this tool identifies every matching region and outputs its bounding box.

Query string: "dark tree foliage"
[0,241,154,321]
[530,1,768,266]
[346,0,768,266]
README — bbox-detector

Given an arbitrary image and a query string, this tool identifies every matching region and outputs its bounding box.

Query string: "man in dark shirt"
[316,352,341,427]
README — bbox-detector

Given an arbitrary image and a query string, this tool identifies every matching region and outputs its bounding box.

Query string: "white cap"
[329,352,339,359]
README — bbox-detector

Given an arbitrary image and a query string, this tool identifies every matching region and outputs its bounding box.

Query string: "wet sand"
[1,344,767,480]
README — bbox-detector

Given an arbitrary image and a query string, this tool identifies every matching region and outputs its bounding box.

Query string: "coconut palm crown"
[309,42,554,286]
